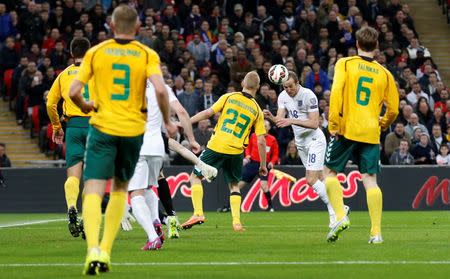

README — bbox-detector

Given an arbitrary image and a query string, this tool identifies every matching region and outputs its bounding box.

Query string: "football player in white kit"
[126,81,217,250]
[264,71,342,226]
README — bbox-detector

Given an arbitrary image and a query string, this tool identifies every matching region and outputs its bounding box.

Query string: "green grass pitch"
[0,211,449,278]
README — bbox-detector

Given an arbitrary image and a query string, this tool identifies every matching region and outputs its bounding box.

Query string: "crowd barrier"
[0,166,448,213]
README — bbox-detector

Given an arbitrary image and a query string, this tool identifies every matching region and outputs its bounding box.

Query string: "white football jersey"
[277,86,325,144]
[140,81,177,156]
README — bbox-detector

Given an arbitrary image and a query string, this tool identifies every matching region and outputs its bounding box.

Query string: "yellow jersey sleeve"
[254,107,266,136]
[76,49,93,84]
[328,58,345,135]
[46,74,63,131]
[146,49,163,77]
[379,71,399,130]
[211,93,231,113]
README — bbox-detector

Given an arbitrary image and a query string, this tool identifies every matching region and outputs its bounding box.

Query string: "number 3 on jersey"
[356,76,373,106]
[221,108,251,138]
[111,63,130,101]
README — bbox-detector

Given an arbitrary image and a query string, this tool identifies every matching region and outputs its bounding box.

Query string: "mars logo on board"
[412,176,450,209]
[165,170,361,212]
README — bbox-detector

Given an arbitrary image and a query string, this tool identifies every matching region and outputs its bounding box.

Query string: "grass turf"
[0,211,449,278]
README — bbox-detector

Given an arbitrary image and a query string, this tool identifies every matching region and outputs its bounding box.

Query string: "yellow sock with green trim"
[191,184,204,216]
[82,193,102,251]
[325,177,345,220]
[230,192,242,224]
[366,187,383,236]
[64,176,80,210]
[100,191,127,255]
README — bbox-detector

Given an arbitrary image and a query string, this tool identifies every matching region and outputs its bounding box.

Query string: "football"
[268,64,289,85]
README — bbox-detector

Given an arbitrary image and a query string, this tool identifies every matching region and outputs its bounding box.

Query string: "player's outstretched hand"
[81,101,94,114]
[276,118,291,128]
[259,165,268,177]
[190,140,201,154]
[166,121,178,138]
[52,129,64,145]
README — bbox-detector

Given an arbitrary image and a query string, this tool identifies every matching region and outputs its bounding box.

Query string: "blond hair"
[356,26,379,52]
[112,5,138,34]
[243,71,260,90]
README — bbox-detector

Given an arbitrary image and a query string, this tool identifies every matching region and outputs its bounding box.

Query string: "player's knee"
[129,189,145,198]
[306,176,317,186]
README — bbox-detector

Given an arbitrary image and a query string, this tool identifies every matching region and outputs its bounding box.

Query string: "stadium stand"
[0,0,449,167]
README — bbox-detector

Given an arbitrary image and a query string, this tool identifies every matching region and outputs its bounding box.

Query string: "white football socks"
[130,195,158,241]
[312,179,335,216]
[145,188,160,223]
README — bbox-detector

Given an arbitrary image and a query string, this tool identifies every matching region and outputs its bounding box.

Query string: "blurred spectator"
[0,37,19,78]
[384,122,412,158]
[280,140,302,165]
[238,12,259,39]
[0,143,11,167]
[16,60,37,125]
[193,119,212,152]
[407,82,429,107]
[18,1,45,47]
[177,80,200,117]
[429,124,448,155]
[407,38,431,60]
[436,144,450,166]
[187,31,210,67]
[411,133,435,164]
[406,113,428,136]
[198,81,218,111]
[434,89,448,114]
[416,97,433,125]
[305,61,331,91]
[389,139,414,165]
[230,49,252,88]
[184,4,202,36]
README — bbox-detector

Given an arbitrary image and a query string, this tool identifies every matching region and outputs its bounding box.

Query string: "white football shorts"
[127,156,164,191]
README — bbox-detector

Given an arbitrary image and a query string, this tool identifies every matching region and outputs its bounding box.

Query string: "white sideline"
[0,218,66,228]
[1,261,450,267]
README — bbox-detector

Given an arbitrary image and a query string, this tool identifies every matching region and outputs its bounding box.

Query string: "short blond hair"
[112,5,138,34]
[243,71,260,90]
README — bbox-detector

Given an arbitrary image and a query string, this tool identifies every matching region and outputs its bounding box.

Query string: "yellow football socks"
[325,177,345,220]
[100,191,126,255]
[230,193,242,224]
[191,184,204,216]
[366,187,383,236]
[82,193,102,251]
[64,176,80,210]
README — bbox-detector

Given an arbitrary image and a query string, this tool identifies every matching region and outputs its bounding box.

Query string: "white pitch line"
[0,218,66,228]
[1,261,450,267]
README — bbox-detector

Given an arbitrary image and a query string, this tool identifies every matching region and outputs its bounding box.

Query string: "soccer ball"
[268,64,289,85]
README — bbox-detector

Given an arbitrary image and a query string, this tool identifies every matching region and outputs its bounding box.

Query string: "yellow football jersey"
[329,56,399,144]
[46,64,92,131]
[75,38,162,137]
[207,92,266,154]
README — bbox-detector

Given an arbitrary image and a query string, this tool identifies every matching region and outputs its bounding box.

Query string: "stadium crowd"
[0,0,449,166]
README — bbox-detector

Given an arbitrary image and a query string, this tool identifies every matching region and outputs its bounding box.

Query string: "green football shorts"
[83,126,143,181]
[65,117,89,168]
[193,148,244,185]
[324,136,380,174]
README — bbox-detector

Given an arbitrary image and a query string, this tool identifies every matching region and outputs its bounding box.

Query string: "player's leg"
[182,148,224,229]
[359,143,383,244]
[64,124,88,237]
[259,174,273,211]
[127,156,161,249]
[224,152,245,231]
[145,156,167,241]
[323,137,355,242]
[97,133,143,272]
[82,126,115,275]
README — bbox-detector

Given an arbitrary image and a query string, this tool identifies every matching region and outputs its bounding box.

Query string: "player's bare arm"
[69,79,93,114]
[190,108,215,124]
[276,110,320,129]
[170,100,201,153]
[263,107,286,123]
[257,134,268,176]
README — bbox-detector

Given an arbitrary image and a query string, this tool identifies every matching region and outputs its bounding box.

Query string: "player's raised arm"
[191,93,229,124]
[379,72,399,130]
[255,110,268,176]
[328,58,346,136]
